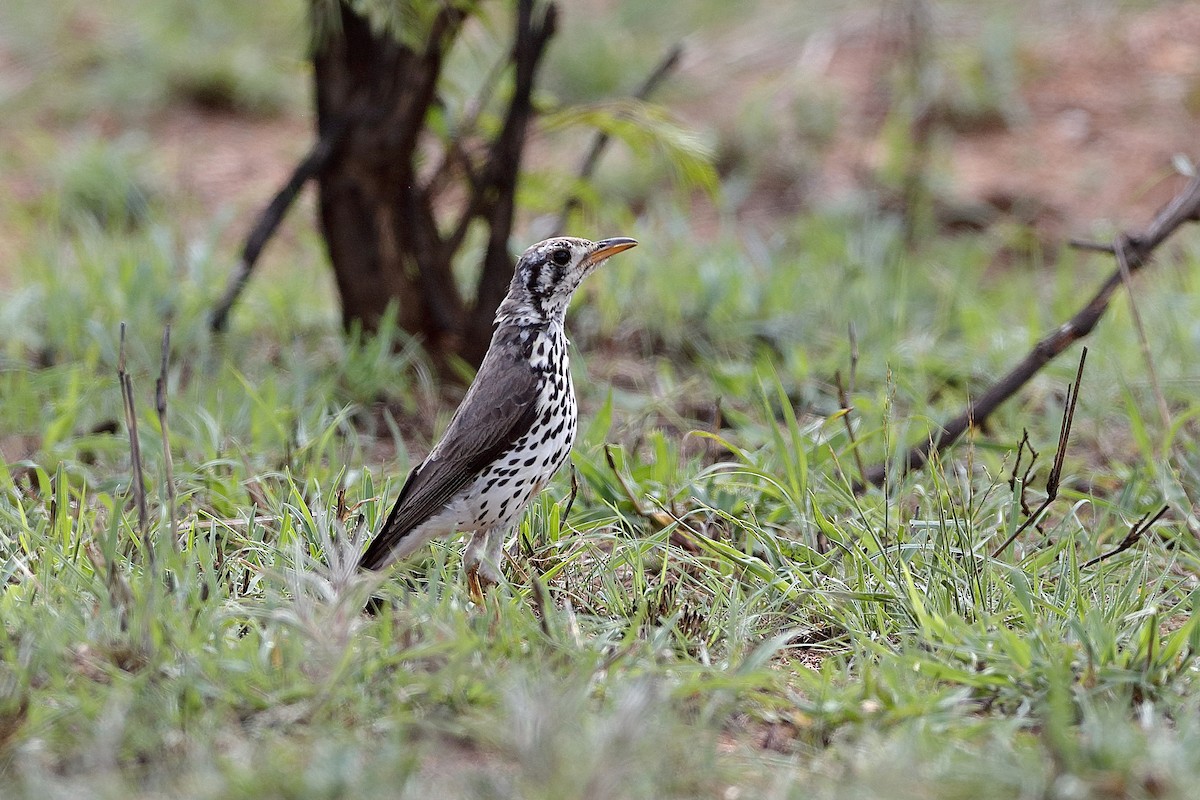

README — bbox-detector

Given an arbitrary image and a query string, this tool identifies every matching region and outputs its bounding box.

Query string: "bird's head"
[497,236,638,325]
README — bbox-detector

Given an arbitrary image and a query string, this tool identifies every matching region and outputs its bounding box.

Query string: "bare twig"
[1046,351,1085,500]
[550,42,684,235]
[834,370,868,483]
[209,118,350,332]
[155,325,178,550]
[1082,505,1169,568]
[1009,429,1044,531]
[990,348,1087,558]
[1068,238,1116,254]
[848,322,860,394]
[117,324,148,534]
[1008,430,1029,494]
[1114,235,1171,428]
[860,173,1200,488]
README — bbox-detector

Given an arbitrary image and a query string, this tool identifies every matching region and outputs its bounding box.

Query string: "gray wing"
[358,346,540,571]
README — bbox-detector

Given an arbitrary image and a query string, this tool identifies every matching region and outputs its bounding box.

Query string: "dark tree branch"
[309,1,471,345]
[398,184,463,341]
[209,119,350,333]
[1068,238,1116,254]
[860,173,1200,489]
[1082,505,1169,568]
[378,5,470,339]
[439,48,519,262]
[463,0,558,364]
[212,1,469,343]
[367,5,466,168]
[427,51,510,203]
[365,3,470,338]
[551,42,684,235]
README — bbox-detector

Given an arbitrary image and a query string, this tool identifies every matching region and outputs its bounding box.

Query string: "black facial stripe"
[524,262,542,297]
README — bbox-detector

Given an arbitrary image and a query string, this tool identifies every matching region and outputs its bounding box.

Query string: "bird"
[358,236,638,601]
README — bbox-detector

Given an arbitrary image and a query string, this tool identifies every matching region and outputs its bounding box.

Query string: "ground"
[3,2,1200,798]
[5,3,1199,276]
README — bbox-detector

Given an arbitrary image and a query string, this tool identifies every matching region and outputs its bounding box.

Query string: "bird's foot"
[465,562,500,606]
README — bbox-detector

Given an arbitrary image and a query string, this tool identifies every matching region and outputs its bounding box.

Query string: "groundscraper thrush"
[358,237,638,600]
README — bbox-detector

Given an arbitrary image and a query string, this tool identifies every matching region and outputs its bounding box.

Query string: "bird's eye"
[551,249,571,266]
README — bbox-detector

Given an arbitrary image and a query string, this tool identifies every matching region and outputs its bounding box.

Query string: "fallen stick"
[860,173,1200,489]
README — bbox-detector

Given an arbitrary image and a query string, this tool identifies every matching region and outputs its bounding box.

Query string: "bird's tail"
[358,507,429,572]
[357,528,399,572]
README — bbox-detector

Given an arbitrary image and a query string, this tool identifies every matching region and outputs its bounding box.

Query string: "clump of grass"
[52,136,153,232]
[164,51,293,117]
[0,0,305,123]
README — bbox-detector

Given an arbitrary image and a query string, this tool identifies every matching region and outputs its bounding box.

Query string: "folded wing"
[358,345,540,571]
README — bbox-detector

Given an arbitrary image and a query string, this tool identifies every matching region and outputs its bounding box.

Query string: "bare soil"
[679,2,1200,236]
[3,3,1198,274]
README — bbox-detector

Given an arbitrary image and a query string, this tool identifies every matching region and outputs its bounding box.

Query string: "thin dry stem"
[1082,505,1169,568]
[1114,235,1171,429]
[834,370,868,484]
[155,325,178,550]
[118,323,148,535]
[562,464,580,524]
[990,348,1087,558]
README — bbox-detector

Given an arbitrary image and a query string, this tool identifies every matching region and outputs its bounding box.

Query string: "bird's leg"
[464,528,505,604]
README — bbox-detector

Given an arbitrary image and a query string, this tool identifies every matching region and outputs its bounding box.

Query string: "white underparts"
[383,328,578,576]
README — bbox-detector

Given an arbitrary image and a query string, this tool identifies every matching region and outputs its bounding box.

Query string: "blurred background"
[3,0,1196,251]
[2,0,1198,476]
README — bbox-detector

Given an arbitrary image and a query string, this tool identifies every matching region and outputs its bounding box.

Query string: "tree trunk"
[310,0,556,368]
[312,2,463,351]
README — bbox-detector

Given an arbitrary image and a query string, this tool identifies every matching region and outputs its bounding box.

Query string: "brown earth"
[944,4,1200,230]
[2,3,1198,278]
[677,1,1200,237]
[196,2,1198,244]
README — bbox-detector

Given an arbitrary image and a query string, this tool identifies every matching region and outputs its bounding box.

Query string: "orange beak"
[583,237,638,268]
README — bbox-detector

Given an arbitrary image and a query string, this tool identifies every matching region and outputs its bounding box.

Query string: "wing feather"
[358,337,539,571]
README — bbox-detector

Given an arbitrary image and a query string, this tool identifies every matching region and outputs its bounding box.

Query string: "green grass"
[5,0,1200,797]
[3,187,1200,797]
